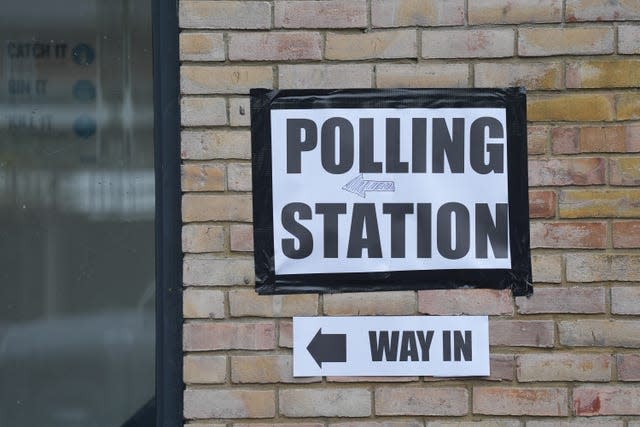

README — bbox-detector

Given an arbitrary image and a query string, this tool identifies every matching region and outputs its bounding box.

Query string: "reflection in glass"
[0,1,155,425]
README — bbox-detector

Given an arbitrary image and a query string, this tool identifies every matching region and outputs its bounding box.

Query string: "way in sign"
[293,316,489,377]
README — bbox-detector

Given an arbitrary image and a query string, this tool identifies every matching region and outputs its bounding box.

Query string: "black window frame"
[152,0,182,425]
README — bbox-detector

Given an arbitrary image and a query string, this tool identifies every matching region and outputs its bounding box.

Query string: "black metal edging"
[152,0,182,425]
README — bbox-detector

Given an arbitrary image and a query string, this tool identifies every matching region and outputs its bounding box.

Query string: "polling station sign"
[250,88,532,296]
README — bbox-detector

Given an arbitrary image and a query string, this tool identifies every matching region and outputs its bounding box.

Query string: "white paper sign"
[271,108,510,276]
[293,316,489,377]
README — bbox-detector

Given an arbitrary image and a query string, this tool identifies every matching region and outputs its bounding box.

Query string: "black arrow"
[306,328,347,368]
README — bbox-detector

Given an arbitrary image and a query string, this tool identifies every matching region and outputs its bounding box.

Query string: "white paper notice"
[293,316,489,377]
[271,108,510,276]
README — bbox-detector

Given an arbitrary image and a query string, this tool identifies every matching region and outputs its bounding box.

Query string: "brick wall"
[179,1,640,425]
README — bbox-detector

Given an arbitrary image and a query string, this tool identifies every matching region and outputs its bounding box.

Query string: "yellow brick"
[179,33,224,61]
[469,0,562,24]
[528,94,614,122]
[475,62,562,90]
[325,30,417,60]
[181,163,225,192]
[376,63,468,88]
[519,27,614,56]
[181,65,273,94]
[560,189,640,218]
[616,93,640,120]
[567,59,640,88]
[182,194,252,222]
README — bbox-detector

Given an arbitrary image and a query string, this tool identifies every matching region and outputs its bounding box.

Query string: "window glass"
[0,1,155,425]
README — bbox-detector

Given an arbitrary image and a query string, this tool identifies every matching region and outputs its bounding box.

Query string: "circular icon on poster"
[73,80,96,102]
[73,115,96,138]
[72,43,95,66]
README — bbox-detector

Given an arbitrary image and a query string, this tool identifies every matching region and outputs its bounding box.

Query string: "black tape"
[250,88,533,296]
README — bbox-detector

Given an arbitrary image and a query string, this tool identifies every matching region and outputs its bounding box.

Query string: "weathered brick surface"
[565,253,640,282]
[279,320,293,348]
[609,157,640,186]
[182,194,252,222]
[182,224,224,253]
[229,289,318,317]
[579,126,628,153]
[567,59,640,88]
[566,0,640,21]
[475,62,562,90]
[274,0,367,29]
[418,289,513,315]
[231,354,319,383]
[181,97,227,127]
[473,387,568,416]
[612,220,640,248]
[184,389,275,419]
[280,388,371,417]
[529,221,607,249]
[184,354,227,384]
[488,354,516,382]
[490,320,555,347]
[181,163,225,192]
[616,93,640,120]
[184,321,275,351]
[326,30,417,60]
[516,287,606,314]
[227,162,252,191]
[324,291,416,315]
[182,130,250,160]
[376,64,469,88]
[183,255,254,286]
[528,94,615,122]
[527,419,623,427]
[230,224,254,252]
[332,422,423,427]
[529,190,556,219]
[372,0,464,27]
[279,64,372,89]
[528,158,606,186]
[559,189,640,219]
[619,25,640,54]
[183,288,225,319]
[528,125,549,155]
[422,29,514,58]
[375,387,468,416]
[616,354,640,381]
[517,353,612,382]
[531,254,562,283]
[180,33,225,62]
[611,286,640,315]
[180,1,271,29]
[573,386,640,416]
[181,65,272,94]
[519,27,614,56]
[229,32,322,61]
[469,0,562,24]
[229,97,250,127]
[559,320,640,347]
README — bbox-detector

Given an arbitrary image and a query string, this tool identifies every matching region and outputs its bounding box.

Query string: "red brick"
[279,320,293,348]
[516,287,606,314]
[183,321,275,351]
[529,221,607,249]
[375,386,468,416]
[529,190,556,218]
[573,386,640,416]
[275,0,367,28]
[490,320,555,347]
[517,353,612,382]
[418,289,513,315]
[580,126,627,152]
[551,127,580,154]
[184,388,275,419]
[488,354,516,381]
[613,221,640,248]
[474,386,568,416]
[528,125,549,155]
[528,158,605,186]
[230,224,254,252]
[229,32,322,61]
[616,354,640,381]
